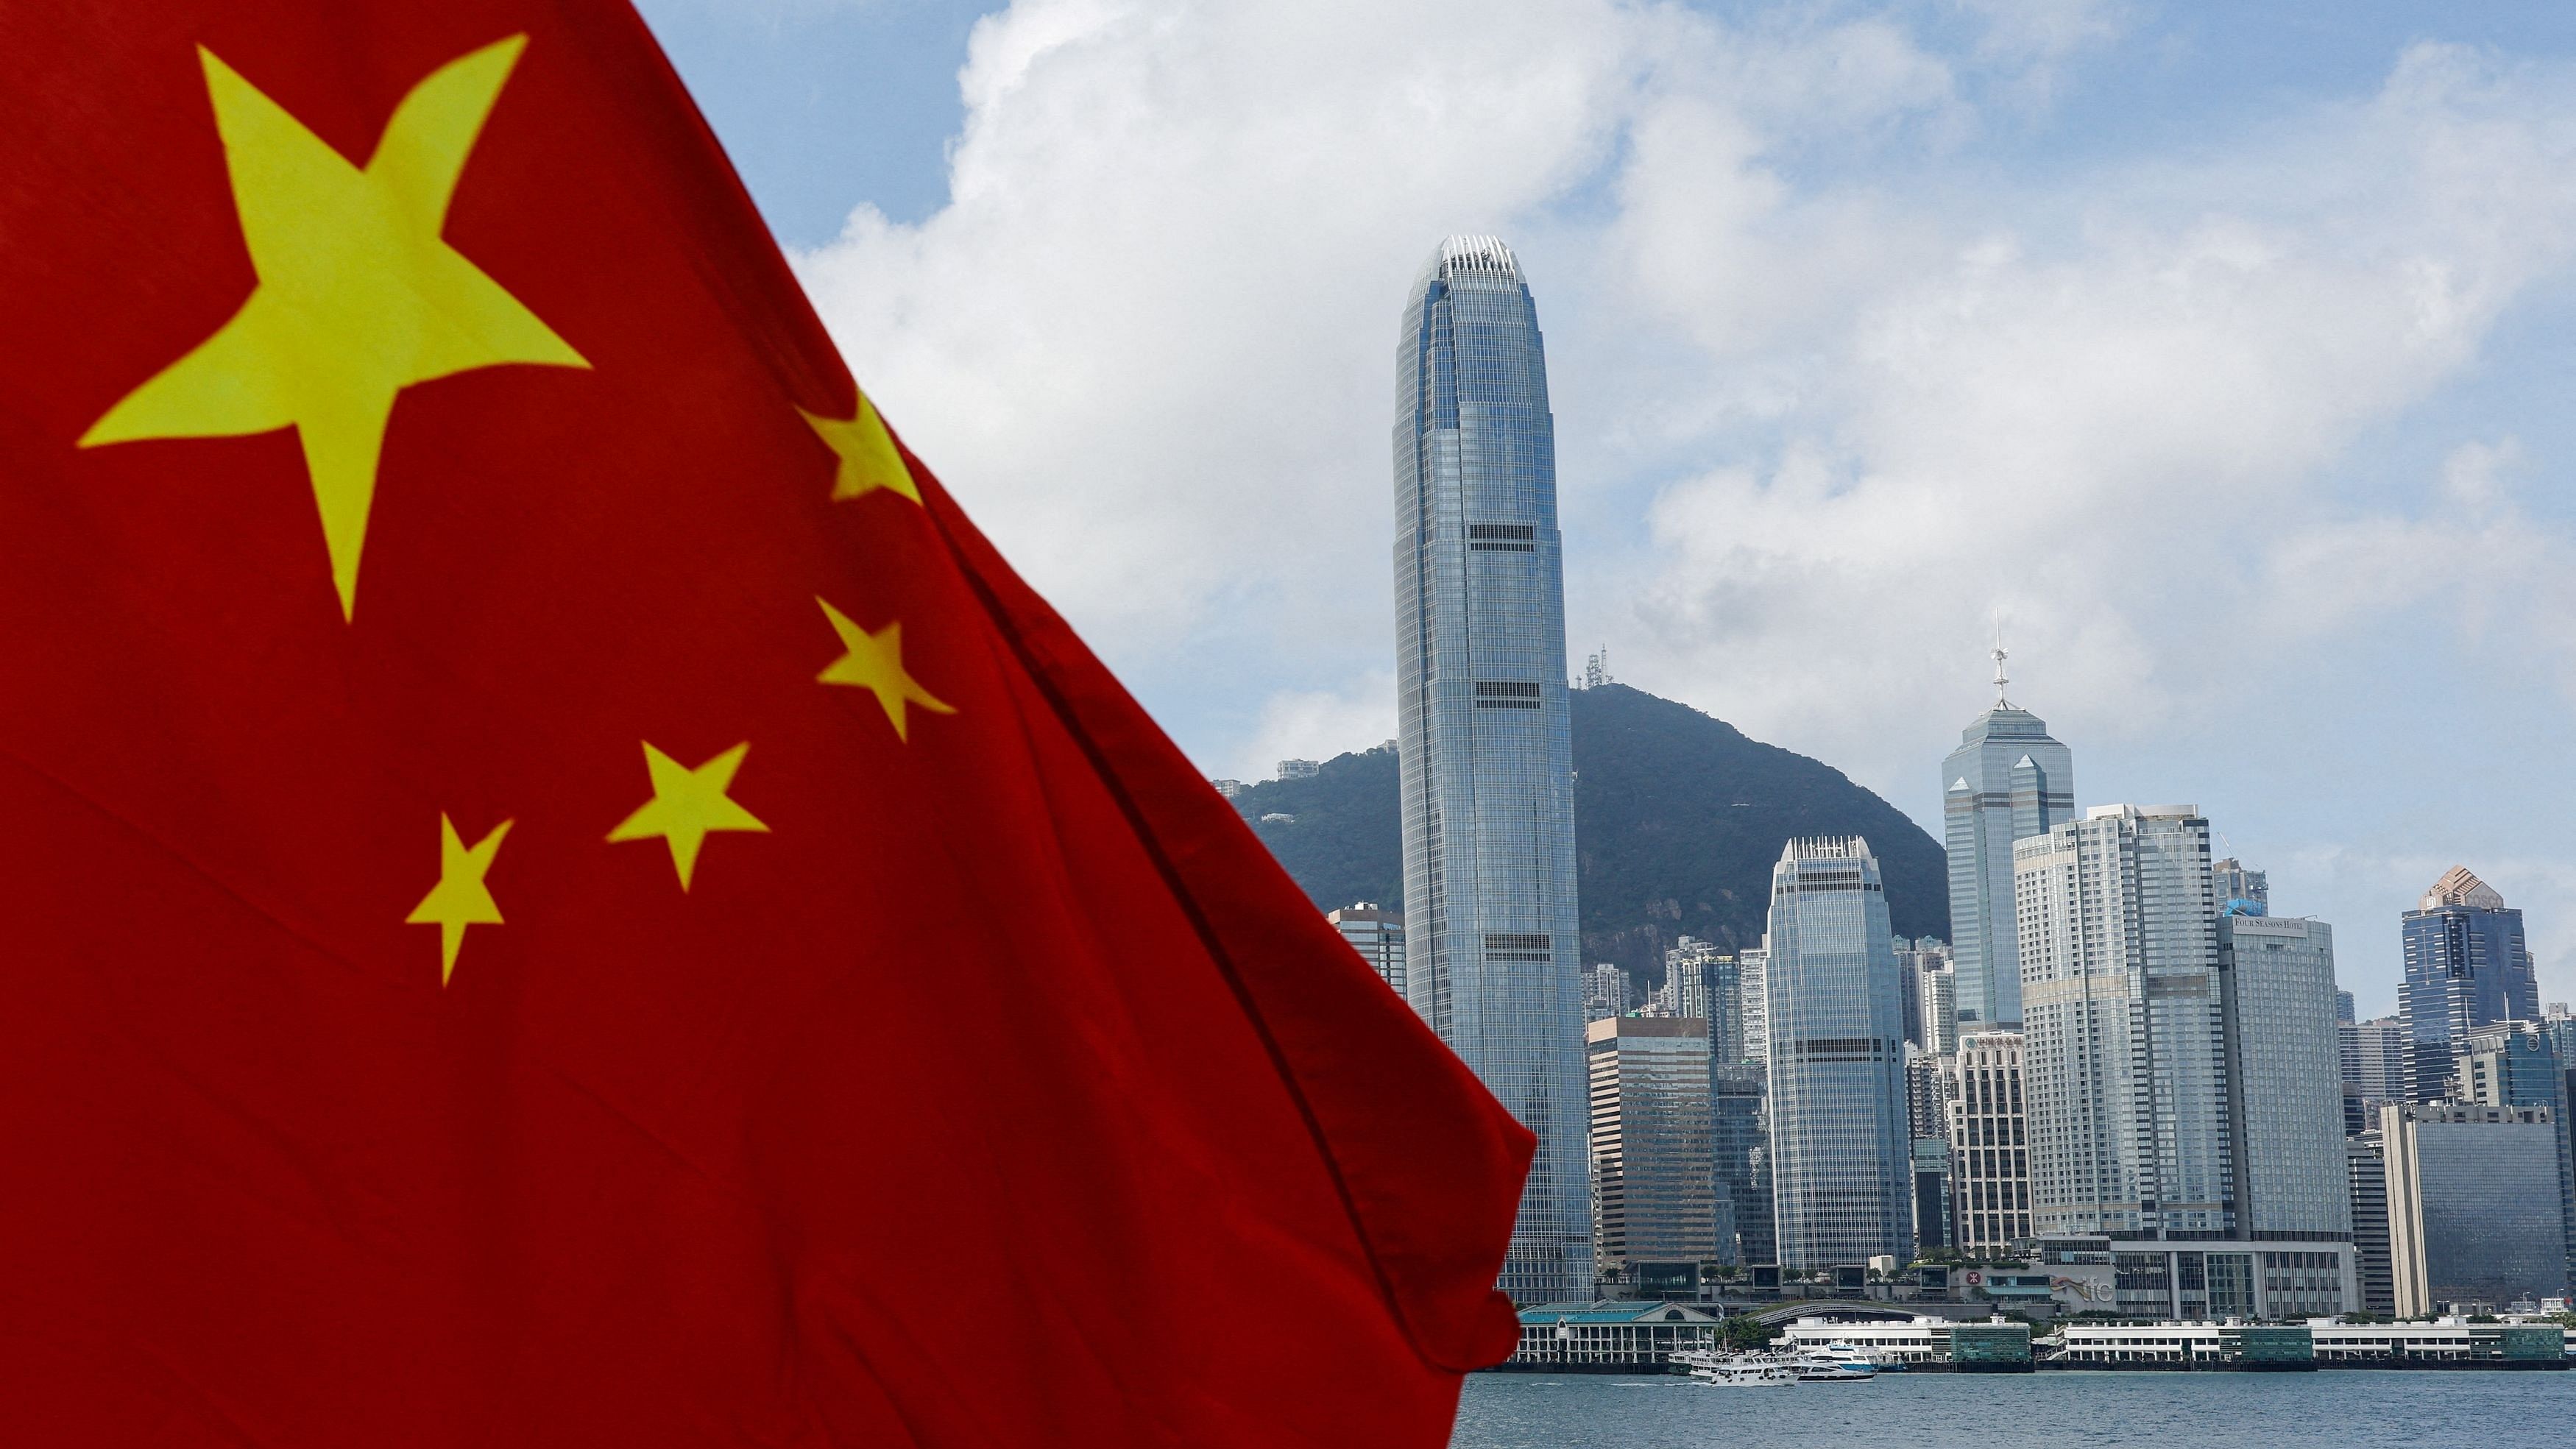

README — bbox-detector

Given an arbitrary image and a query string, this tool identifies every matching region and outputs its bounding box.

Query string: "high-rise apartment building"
[2383,1102,2570,1314]
[1584,963,1627,1023]
[1326,904,1404,998]
[1762,838,1911,1270]
[1737,946,1770,1065]
[2402,867,2539,1049]
[1941,653,2073,1030]
[1393,234,1588,1303]
[1669,936,1739,1063]
[1917,961,1958,1056]
[2017,806,2234,1239]
[2218,915,2351,1239]
[1587,1018,1720,1278]
[1947,1031,2031,1255]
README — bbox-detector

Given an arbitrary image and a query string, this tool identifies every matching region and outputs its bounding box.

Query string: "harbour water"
[1452,1370,2576,1448]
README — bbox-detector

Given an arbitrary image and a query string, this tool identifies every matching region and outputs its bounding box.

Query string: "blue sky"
[640,0,2576,1012]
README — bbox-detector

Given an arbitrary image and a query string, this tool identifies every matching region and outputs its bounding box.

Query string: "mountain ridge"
[1231,683,1948,981]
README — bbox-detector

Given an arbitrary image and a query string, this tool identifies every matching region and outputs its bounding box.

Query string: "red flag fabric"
[0,5,1532,1443]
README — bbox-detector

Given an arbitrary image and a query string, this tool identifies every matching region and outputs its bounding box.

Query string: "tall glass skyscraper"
[1393,234,1588,1304]
[2402,866,2538,1047]
[1941,651,2073,1030]
[1762,837,1911,1269]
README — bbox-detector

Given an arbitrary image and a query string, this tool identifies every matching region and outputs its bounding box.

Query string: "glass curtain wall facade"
[1392,234,1588,1303]
[2218,915,2352,1238]
[1942,690,2074,1030]
[2016,806,2235,1240]
[1586,1018,1719,1274]
[2401,867,2539,1048]
[2384,1102,2570,1314]
[1763,838,1911,1269]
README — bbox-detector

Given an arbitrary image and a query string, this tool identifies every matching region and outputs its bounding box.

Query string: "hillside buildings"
[1762,837,1911,1269]
[1940,651,2074,1031]
[1391,233,1588,1303]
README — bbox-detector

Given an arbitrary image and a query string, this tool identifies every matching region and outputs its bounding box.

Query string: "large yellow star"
[79,35,587,620]
[815,597,955,742]
[799,392,919,505]
[606,741,768,891]
[405,813,512,988]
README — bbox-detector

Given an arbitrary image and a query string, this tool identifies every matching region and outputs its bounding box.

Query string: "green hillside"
[1231,684,1948,982]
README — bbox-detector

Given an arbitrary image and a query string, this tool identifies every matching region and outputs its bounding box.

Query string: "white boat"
[1786,1347,1877,1382]
[1671,1347,1797,1386]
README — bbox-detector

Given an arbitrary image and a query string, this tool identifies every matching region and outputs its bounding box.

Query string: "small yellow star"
[406,813,512,987]
[79,36,587,621]
[606,741,768,890]
[815,597,955,742]
[799,392,919,505]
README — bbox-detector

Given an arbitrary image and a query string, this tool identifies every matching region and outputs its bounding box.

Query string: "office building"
[1393,233,1588,1302]
[1940,649,2074,1029]
[2384,1102,2570,1315]
[1710,1061,1774,1266]
[1911,1136,1954,1257]
[1947,1031,2031,1256]
[1894,938,1950,1048]
[2342,1015,2410,1109]
[1326,904,1404,997]
[2017,807,2234,1239]
[2212,857,2269,917]
[2346,1132,2395,1315]
[2458,1024,2576,1289]
[1762,838,1911,1270]
[2336,990,2356,1025]
[1588,1017,1720,1283]
[2035,1236,2354,1319]
[2401,866,2539,1049]
[2218,915,2352,1239]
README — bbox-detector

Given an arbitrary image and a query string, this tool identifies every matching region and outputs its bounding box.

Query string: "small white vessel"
[1786,1347,1877,1382]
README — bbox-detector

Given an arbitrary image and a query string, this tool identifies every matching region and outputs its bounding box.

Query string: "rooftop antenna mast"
[1990,611,2011,708]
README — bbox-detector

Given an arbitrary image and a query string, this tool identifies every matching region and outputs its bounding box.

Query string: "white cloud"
[788,8,2576,1000]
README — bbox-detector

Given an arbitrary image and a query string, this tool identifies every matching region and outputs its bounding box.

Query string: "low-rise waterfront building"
[2034,1235,2353,1320]
[1506,1300,1720,1369]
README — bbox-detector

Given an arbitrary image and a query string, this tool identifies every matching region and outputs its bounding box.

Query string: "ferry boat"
[1671,1348,1797,1387]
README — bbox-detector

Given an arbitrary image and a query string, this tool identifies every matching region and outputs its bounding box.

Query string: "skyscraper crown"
[2420,865,2507,912]
[1429,233,1522,284]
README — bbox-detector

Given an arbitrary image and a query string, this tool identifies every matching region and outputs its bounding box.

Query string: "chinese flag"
[0,5,1531,1443]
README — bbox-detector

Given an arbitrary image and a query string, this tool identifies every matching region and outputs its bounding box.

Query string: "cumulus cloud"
[788,2,2576,993]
